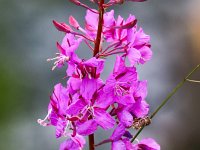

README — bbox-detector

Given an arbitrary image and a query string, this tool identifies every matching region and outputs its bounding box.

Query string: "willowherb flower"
[103,55,138,105]
[132,138,160,150]
[38,0,160,149]
[59,134,86,150]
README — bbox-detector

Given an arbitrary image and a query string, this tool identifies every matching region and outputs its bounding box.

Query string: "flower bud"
[53,20,72,33]
[69,0,81,5]
[69,16,80,29]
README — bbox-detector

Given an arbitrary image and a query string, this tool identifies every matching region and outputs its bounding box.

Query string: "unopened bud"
[112,19,137,29]
[53,20,72,33]
[69,16,80,29]
[69,0,81,5]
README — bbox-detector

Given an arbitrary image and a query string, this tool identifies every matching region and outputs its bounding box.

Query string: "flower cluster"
[38,0,160,150]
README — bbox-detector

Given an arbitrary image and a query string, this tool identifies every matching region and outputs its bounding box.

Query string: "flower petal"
[127,47,141,66]
[84,57,105,74]
[66,99,87,116]
[112,140,126,150]
[51,83,69,116]
[110,123,125,141]
[116,94,135,105]
[130,99,149,118]
[134,80,148,99]
[134,138,160,150]
[94,108,115,130]
[77,119,97,136]
[139,46,152,64]
[59,135,85,150]
[56,118,67,138]
[80,78,97,101]
[67,77,82,93]
[117,110,133,127]
[95,89,115,109]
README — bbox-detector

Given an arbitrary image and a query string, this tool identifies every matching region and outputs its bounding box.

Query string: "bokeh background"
[0,0,200,149]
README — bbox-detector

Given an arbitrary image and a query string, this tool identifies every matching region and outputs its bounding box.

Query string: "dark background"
[0,0,200,149]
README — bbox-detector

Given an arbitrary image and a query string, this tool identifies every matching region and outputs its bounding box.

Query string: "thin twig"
[131,64,200,142]
[186,79,200,83]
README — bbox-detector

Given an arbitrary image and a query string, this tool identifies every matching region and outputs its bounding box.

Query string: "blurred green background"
[0,0,200,149]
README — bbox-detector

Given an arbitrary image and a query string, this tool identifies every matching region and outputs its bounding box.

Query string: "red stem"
[93,0,105,57]
[89,134,95,150]
[88,1,105,150]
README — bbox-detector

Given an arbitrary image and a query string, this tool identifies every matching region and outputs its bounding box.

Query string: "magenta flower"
[76,107,115,135]
[129,80,149,118]
[85,9,99,39]
[104,56,138,105]
[37,83,69,138]
[38,0,161,149]
[59,134,86,150]
[117,110,133,127]
[115,81,149,123]
[67,57,104,77]
[132,138,160,150]
[109,124,134,150]
[48,33,82,70]
[127,27,152,65]
[85,9,115,39]
[109,125,160,150]
[67,57,105,100]
[70,91,115,135]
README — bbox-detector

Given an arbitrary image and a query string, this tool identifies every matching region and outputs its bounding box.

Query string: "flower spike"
[38,0,164,150]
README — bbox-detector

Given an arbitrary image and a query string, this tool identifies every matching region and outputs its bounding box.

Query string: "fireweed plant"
[38,0,200,149]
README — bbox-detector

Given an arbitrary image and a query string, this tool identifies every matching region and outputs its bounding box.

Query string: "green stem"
[131,64,200,143]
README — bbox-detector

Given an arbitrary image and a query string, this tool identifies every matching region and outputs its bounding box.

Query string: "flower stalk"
[93,0,104,56]
[89,1,105,149]
[89,133,95,150]
[131,64,200,142]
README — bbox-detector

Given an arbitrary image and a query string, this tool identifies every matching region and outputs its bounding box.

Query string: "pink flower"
[110,124,134,150]
[39,0,159,149]
[74,91,116,135]
[67,57,104,78]
[59,134,86,150]
[85,9,115,39]
[128,81,150,118]
[109,124,160,150]
[67,57,105,100]
[38,84,70,138]
[133,138,160,150]
[126,27,152,65]
[48,33,82,70]
[104,56,138,105]
[85,9,99,39]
